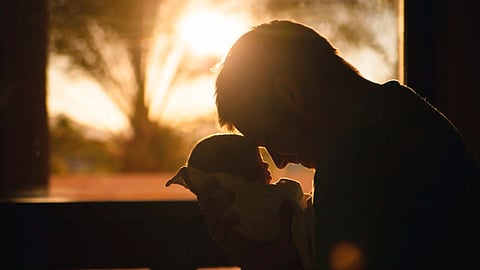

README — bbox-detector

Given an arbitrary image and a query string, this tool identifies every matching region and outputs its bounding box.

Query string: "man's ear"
[274,75,305,110]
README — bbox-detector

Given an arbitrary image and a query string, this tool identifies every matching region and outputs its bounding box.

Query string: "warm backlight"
[178,8,250,57]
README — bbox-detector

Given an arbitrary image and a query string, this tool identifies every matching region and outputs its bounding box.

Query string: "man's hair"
[215,20,359,130]
[187,133,261,180]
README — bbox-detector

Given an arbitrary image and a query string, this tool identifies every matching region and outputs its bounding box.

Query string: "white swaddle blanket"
[166,166,315,269]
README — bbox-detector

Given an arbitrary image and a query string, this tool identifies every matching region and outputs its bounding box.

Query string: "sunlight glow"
[178,7,250,57]
[147,2,252,124]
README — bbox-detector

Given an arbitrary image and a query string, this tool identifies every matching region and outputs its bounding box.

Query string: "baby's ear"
[196,176,220,194]
[274,74,305,111]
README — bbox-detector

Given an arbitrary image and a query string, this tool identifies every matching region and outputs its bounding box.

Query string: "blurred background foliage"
[49,115,121,174]
[48,0,192,173]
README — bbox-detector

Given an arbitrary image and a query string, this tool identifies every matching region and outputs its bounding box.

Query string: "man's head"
[187,134,272,184]
[215,20,361,169]
[216,20,336,128]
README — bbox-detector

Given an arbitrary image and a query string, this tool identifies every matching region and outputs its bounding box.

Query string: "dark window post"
[0,0,49,198]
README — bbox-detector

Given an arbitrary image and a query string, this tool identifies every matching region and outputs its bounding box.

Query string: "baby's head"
[187,134,272,184]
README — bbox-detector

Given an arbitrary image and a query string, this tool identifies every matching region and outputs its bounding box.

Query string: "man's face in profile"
[233,105,318,170]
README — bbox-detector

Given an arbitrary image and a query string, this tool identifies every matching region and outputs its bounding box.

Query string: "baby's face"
[234,145,272,184]
[252,148,272,184]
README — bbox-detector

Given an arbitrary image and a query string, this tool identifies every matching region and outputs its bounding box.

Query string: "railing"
[1,200,234,269]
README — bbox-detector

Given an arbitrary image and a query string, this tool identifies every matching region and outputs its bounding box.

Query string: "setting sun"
[146,3,253,124]
[178,7,251,57]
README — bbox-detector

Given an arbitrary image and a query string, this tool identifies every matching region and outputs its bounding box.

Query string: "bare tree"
[48,0,190,171]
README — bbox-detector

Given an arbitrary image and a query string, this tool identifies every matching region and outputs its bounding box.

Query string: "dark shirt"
[313,81,480,270]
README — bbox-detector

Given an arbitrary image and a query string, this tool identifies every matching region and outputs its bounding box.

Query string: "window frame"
[3,0,480,269]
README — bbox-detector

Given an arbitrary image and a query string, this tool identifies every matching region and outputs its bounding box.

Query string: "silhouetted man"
[209,20,480,270]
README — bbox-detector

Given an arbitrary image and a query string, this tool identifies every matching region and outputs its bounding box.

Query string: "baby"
[166,133,314,269]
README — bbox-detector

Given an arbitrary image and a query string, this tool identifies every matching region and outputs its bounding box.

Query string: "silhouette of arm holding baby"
[196,177,303,270]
